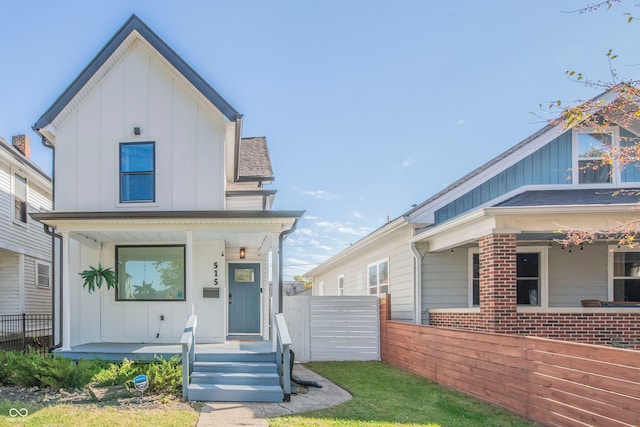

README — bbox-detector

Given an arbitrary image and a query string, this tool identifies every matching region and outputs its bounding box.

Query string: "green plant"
[143,356,182,393]
[79,264,118,293]
[91,358,142,388]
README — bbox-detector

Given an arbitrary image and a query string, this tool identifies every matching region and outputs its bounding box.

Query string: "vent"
[36,263,50,288]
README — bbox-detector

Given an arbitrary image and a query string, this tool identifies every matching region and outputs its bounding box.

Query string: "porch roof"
[412,203,640,252]
[31,210,304,249]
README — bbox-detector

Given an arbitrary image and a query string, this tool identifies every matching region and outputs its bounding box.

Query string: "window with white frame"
[611,249,640,301]
[470,248,546,306]
[573,129,617,184]
[338,275,344,296]
[13,173,27,223]
[35,262,51,288]
[368,259,389,296]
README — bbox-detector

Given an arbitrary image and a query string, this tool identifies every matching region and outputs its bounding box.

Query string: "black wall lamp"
[239,247,246,259]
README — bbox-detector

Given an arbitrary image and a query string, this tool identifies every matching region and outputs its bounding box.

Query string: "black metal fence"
[0,314,53,356]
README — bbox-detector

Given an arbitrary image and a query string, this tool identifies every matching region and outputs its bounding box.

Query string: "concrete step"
[192,361,277,373]
[188,383,283,402]
[190,371,280,386]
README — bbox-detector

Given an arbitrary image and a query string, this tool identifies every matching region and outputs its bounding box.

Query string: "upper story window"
[120,142,155,203]
[573,128,618,184]
[13,173,27,223]
[368,258,389,296]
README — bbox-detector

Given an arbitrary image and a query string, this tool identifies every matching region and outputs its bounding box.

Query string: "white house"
[307,86,640,349]
[0,134,52,316]
[31,15,303,353]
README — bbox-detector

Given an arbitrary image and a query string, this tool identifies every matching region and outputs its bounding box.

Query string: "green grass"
[0,399,199,427]
[269,361,537,427]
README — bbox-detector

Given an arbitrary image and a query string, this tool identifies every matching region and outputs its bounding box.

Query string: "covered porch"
[413,203,640,349]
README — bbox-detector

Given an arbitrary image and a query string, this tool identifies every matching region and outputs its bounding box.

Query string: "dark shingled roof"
[237,137,274,183]
[496,189,640,207]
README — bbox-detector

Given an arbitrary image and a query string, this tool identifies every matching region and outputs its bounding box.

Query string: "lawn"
[0,361,537,426]
[270,361,537,427]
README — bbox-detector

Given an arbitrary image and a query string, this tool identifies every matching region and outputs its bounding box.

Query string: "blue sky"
[1,1,639,280]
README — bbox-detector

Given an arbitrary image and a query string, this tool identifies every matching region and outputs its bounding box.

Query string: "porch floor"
[53,340,273,361]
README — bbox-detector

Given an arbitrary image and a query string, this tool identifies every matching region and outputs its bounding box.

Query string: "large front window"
[472,250,541,306]
[116,245,185,301]
[613,251,640,301]
[368,259,389,295]
[120,142,155,202]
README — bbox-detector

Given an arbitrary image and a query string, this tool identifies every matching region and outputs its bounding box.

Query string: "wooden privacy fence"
[284,295,379,362]
[380,297,640,426]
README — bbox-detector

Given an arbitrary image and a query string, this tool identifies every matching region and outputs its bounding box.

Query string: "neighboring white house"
[306,86,640,348]
[0,134,52,315]
[31,15,303,351]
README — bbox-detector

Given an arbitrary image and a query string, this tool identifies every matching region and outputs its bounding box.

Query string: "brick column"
[479,234,517,333]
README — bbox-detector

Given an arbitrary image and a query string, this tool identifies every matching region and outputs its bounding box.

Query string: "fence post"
[21,313,26,351]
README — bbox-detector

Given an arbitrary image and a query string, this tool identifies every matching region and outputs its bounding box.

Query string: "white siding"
[0,251,20,314]
[54,39,227,212]
[23,256,52,314]
[310,223,417,322]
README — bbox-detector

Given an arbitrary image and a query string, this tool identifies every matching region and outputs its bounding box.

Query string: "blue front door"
[228,263,261,334]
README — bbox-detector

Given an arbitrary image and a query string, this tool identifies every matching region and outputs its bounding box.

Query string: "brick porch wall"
[429,311,640,349]
[428,233,640,349]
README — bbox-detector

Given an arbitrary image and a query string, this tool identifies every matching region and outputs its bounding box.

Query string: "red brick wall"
[429,311,640,349]
[479,234,517,332]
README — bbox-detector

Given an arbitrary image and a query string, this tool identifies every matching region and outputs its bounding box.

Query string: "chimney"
[12,135,31,158]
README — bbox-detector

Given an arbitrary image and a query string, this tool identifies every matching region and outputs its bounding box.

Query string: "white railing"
[180,315,197,400]
[275,313,292,401]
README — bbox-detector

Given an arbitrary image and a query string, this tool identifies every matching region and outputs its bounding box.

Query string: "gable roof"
[0,136,51,183]
[33,14,241,139]
[237,137,274,183]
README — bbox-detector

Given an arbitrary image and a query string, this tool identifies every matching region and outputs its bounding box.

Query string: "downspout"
[277,218,299,314]
[44,225,62,351]
[411,242,423,325]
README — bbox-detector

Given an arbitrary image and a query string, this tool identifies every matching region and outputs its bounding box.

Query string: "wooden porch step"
[187,383,283,402]
[190,371,279,386]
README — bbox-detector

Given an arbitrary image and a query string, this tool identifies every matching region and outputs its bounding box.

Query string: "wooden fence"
[380,296,640,426]
[284,295,379,362]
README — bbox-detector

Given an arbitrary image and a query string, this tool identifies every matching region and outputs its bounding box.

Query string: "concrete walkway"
[196,364,352,426]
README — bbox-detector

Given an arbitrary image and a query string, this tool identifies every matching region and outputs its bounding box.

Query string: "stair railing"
[275,313,292,401]
[180,315,198,400]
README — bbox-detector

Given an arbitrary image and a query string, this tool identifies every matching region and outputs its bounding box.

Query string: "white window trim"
[11,170,28,226]
[35,261,51,288]
[367,258,390,297]
[469,246,548,308]
[572,127,620,185]
[607,245,640,301]
[338,274,344,296]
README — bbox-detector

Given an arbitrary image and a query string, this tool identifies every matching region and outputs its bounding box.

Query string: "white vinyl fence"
[283,296,380,362]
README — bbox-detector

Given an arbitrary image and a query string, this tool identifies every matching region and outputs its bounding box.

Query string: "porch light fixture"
[239,247,246,259]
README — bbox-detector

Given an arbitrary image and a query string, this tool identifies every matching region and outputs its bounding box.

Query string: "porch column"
[185,230,193,314]
[479,233,517,333]
[271,233,280,347]
[60,232,71,351]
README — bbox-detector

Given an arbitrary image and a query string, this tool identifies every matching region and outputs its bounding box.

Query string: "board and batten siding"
[435,131,573,224]
[310,223,417,322]
[284,296,379,362]
[54,39,227,212]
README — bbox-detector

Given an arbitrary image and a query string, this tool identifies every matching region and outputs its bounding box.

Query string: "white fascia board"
[305,217,415,276]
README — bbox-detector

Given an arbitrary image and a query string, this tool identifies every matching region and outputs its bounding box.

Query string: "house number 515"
[213,262,219,286]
